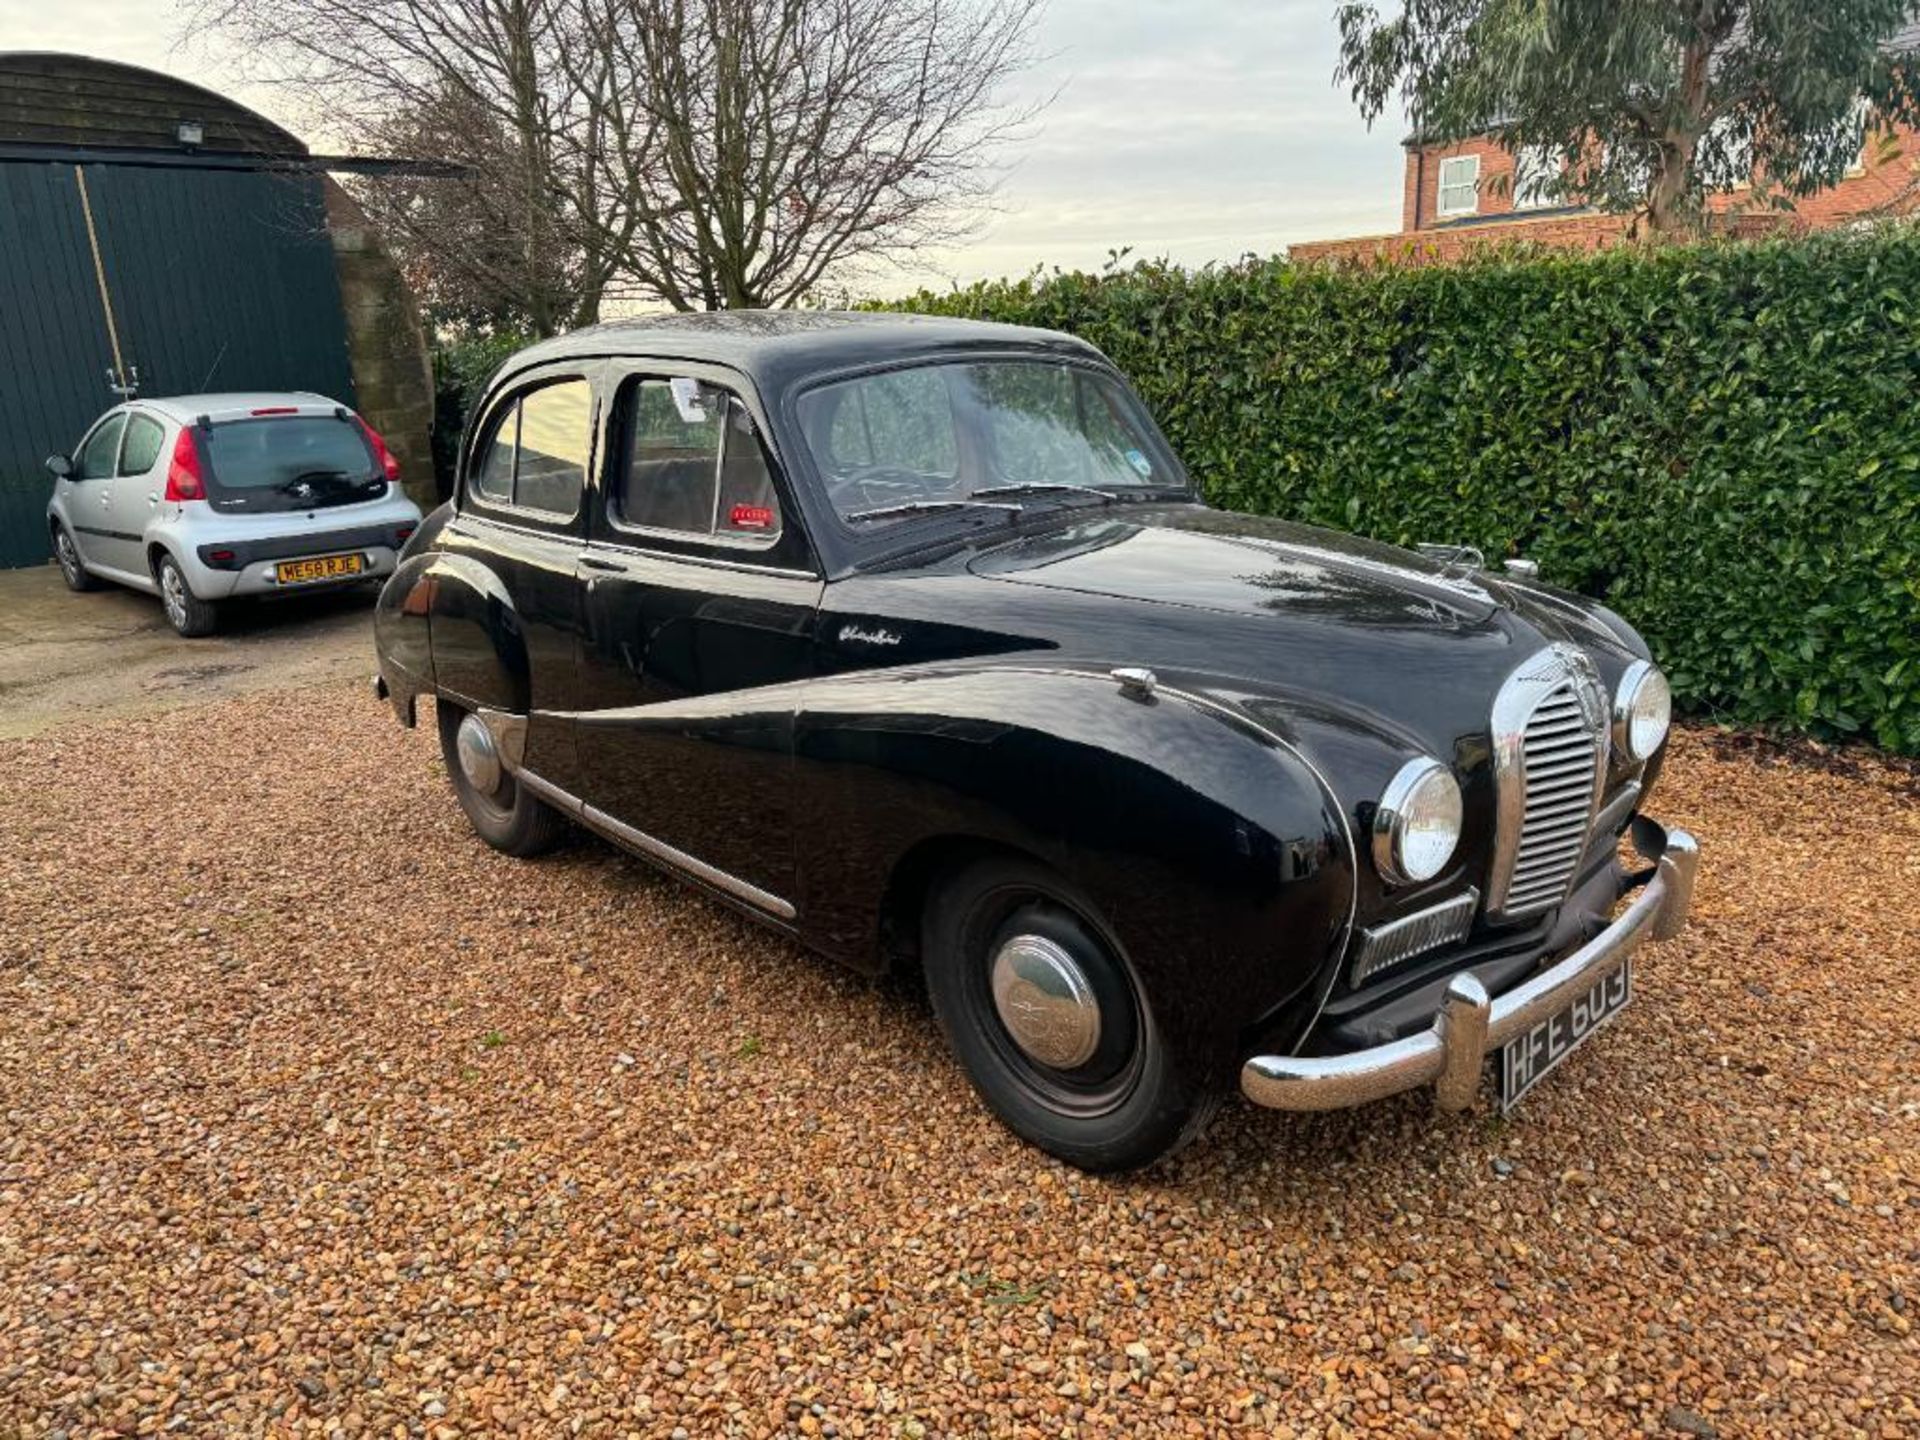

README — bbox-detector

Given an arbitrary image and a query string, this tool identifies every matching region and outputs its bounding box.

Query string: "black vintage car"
[373,311,1699,1171]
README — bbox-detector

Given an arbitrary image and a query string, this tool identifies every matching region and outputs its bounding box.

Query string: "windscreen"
[201,416,386,512]
[795,360,1184,526]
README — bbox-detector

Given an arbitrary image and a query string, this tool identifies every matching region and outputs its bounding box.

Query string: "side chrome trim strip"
[512,766,798,922]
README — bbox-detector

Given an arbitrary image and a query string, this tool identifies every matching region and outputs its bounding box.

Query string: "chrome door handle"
[580,555,628,574]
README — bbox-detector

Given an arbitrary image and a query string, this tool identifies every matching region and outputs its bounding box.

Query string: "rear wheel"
[53,525,98,591]
[436,701,567,856]
[156,553,218,637]
[924,856,1219,1172]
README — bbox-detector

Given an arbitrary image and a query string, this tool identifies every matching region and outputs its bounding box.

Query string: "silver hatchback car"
[46,392,423,636]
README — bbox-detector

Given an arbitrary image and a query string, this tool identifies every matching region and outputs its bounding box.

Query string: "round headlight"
[1372,757,1463,885]
[1613,660,1671,762]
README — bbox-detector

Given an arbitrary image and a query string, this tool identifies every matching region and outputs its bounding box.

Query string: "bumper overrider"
[1242,818,1701,1112]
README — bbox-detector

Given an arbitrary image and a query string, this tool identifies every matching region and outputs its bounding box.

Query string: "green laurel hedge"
[887,230,1920,752]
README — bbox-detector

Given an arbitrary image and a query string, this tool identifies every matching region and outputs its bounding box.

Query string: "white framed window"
[1705,114,1755,191]
[1437,154,1480,218]
[1513,144,1558,209]
[1846,97,1873,175]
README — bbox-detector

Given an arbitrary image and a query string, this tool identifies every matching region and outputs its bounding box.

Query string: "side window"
[616,378,783,543]
[472,403,516,503]
[118,414,165,475]
[77,414,127,479]
[467,378,590,517]
[514,381,591,516]
[716,401,780,538]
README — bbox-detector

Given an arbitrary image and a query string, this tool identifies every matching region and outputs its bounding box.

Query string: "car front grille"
[1489,647,1607,920]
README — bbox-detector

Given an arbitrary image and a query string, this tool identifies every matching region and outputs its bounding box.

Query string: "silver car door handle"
[580,555,628,574]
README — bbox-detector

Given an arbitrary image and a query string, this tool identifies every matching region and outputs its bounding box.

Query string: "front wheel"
[156,553,218,636]
[53,525,98,591]
[436,701,567,857]
[924,856,1220,1172]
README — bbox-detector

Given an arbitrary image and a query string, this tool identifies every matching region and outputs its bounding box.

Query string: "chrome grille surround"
[1488,645,1609,919]
[1350,889,1479,988]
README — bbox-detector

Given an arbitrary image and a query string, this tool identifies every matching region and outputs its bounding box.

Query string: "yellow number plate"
[275,553,365,584]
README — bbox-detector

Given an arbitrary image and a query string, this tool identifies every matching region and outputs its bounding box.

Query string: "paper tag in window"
[729,504,774,530]
[668,376,708,423]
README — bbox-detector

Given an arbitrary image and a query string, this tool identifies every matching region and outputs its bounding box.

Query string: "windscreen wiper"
[970,481,1118,504]
[844,498,1024,523]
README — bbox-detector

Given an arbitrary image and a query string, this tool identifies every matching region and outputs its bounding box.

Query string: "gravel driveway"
[1,686,1915,1437]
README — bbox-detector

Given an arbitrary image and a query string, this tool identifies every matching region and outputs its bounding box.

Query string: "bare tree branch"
[189,0,1044,325]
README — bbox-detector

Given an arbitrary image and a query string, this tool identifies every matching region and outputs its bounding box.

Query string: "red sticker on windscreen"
[729,504,774,530]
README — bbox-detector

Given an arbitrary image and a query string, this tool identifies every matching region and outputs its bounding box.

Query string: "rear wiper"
[844,498,1023,524]
[971,481,1117,504]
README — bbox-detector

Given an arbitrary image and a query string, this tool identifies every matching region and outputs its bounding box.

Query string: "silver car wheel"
[55,529,81,583]
[160,562,189,630]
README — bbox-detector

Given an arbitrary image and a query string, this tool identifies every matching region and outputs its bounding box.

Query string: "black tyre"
[924,856,1219,1172]
[156,552,219,637]
[52,525,98,592]
[436,700,568,857]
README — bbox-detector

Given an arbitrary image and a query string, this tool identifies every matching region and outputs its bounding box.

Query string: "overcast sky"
[0,0,1409,293]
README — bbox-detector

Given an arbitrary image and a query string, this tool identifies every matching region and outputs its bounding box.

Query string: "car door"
[437,366,597,792]
[64,411,129,573]
[102,409,168,574]
[574,364,823,916]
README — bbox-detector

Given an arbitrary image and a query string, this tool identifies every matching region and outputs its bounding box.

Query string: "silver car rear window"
[201,416,384,511]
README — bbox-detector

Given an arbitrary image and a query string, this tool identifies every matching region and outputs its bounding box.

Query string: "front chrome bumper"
[1242,820,1700,1113]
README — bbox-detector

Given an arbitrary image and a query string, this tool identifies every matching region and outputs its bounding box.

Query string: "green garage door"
[0,160,355,569]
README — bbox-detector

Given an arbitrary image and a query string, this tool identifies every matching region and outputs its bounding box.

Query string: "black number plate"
[1498,962,1632,1113]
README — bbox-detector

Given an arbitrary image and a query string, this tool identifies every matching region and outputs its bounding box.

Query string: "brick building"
[1294,23,1920,266]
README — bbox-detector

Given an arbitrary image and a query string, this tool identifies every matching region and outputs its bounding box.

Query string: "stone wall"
[324,181,437,510]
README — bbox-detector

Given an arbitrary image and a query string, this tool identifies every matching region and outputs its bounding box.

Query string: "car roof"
[501,310,1105,392]
[128,392,346,424]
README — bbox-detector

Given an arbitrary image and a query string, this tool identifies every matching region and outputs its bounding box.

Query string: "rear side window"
[468,379,590,518]
[614,378,782,542]
[76,414,127,480]
[200,416,386,512]
[118,414,165,475]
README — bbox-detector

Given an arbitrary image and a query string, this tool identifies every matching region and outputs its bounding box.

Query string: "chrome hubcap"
[56,532,78,578]
[455,713,504,795]
[161,565,187,625]
[990,934,1102,1070]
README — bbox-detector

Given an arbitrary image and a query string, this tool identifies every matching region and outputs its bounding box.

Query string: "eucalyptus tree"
[1335,0,1920,233]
